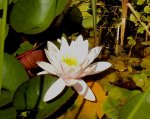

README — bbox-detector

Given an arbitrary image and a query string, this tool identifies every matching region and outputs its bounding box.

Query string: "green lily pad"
[119,86,150,119]
[0,90,13,107]
[132,73,148,88]
[13,75,75,119]
[2,53,28,93]
[103,97,120,119]
[103,86,141,119]
[1,53,28,106]
[0,107,17,119]
[10,0,67,34]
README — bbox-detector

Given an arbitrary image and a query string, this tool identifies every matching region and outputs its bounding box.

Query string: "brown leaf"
[58,81,107,119]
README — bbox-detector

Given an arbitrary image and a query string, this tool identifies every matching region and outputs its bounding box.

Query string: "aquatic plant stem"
[0,0,8,92]
[115,26,120,55]
[91,0,98,46]
[127,3,150,36]
[120,0,128,46]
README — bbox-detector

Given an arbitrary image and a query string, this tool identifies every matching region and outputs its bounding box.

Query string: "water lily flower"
[37,35,111,102]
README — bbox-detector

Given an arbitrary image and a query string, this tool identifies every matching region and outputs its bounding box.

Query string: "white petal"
[45,49,58,65]
[45,49,63,76]
[37,61,56,75]
[70,65,83,78]
[37,71,48,75]
[82,46,102,69]
[70,40,76,48]
[75,35,84,45]
[70,35,84,50]
[82,62,111,77]
[61,63,83,78]
[64,78,78,86]
[47,41,59,55]
[43,78,66,102]
[76,40,89,64]
[45,49,60,65]
[73,80,95,101]
[61,62,72,78]
[60,37,69,54]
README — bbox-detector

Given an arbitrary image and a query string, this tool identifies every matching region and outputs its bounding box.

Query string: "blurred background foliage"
[0,0,150,119]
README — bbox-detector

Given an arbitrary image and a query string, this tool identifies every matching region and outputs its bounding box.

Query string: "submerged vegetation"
[0,0,150,119]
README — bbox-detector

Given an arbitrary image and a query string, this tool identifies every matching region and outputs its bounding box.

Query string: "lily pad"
[119,86,150,119]
[0,107,17,119]
[1,53,28,106]
[103,86,141,119]
[10,0,67,34]
[132,73,148,88]
[2,53,28,93]
[0,90,13,107]
[13,75,75,119]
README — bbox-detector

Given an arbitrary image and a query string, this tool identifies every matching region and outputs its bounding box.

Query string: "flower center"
[62,56,78,66]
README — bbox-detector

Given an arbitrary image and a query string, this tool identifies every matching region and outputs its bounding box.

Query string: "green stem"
[0,0,8,92]
[91,0,98,46]
[127,3,150,36]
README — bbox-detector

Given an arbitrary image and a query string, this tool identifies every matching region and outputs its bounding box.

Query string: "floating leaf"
[0,107,17,119]
[103,86,141,119]
[1,53,28,106]
[10,0,67,34]
[17,50,46,70]
[119,86,150,119]
[2,53,28,93]
[58,81,107,119]
[13,75,75,119]
[103,97,120,119]
[132,73,150,91]
[0,90,13,107]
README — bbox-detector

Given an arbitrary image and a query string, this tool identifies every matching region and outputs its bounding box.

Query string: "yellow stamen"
[62,56,78,66]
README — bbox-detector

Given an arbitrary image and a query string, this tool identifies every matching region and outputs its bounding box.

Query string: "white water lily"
[37,35,111,102]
